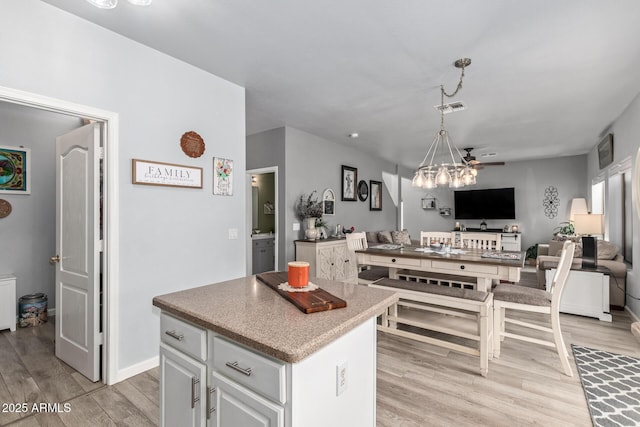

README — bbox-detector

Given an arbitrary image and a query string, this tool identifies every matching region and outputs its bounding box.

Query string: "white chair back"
[420,231,454,246]
[550,241,576,310]
[346,232,368,252]
[460,232,501,250]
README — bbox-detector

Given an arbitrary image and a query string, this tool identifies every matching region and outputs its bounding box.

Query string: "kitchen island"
[153,274,397,427]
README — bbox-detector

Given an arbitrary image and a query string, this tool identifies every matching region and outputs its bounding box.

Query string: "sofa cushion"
[377,231,393,244]
[391,230,412,245]
[365,231,380,243]
[597,240,619,260]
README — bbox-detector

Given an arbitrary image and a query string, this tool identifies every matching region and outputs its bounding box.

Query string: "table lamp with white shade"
[569,198,588,222]
[574,213,603,269]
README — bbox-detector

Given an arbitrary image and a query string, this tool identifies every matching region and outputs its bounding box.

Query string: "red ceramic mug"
[288,261,309,288]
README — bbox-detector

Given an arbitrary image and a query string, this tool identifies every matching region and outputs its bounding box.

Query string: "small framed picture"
[597,134,613,169]
[369,180,382,211]
[341,165,357,201]
[0,145,31,194]
[322,188,335,215]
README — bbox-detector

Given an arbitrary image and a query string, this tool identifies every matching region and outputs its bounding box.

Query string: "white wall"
[0,102,82,310]
[587,92,640,317]
[284,127,397,263]
[1,1,246,377]
[402,155,588,250]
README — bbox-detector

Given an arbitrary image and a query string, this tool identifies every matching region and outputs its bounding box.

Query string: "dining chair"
[420,231,455,246]
[492,240,576,376]
[345,232,388,285]
[460,232,501,250]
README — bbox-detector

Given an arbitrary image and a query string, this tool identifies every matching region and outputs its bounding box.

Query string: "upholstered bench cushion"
[493,284,551,306]
[358,267,388,282]
[372,278,488,302]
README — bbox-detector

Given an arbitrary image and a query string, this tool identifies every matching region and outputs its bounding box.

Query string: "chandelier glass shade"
[412,59,475,189]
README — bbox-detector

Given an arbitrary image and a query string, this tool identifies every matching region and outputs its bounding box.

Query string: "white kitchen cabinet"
[159,313,209,427]
[210,372,284,427]
[0,275,16,332]
[295,239,356,283]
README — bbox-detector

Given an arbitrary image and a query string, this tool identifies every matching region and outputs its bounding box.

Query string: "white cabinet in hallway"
[0,275,16,332]
[295,238,357,283]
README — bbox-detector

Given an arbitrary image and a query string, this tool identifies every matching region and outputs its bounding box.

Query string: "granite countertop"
[153,275,398,363]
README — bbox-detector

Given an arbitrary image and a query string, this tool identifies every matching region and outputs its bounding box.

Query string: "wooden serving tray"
[256,272,347,314]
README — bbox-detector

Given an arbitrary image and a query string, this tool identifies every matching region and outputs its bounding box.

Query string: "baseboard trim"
[626,306,640,323]
[115,356,159,383]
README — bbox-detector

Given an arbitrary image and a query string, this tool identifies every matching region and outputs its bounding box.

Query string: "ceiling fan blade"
[480,161,505,166]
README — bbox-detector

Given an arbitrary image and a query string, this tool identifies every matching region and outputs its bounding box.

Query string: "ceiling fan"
[462,147,505,169]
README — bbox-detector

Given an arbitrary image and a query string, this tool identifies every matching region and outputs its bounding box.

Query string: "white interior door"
[54,123,101,382]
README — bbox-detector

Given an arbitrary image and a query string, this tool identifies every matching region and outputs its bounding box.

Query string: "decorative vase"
[304,217,318,239]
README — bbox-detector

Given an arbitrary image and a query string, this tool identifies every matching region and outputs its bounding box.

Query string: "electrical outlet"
[336,361,348,396]
[293,222,300,231]
[228,228,238,240]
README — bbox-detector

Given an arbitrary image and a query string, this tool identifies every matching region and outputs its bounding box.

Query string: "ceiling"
[42,0,640,170]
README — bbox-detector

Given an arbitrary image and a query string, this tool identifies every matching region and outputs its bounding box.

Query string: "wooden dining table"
[355,245,525,292]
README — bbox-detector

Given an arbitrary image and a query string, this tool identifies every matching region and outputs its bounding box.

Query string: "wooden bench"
[370,277,493,376]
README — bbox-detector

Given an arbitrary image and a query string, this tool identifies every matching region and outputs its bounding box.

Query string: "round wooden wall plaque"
[180,131,205,158]
[0,199,12,219]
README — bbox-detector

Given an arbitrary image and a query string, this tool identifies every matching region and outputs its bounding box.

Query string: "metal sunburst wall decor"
[543,186,559,218]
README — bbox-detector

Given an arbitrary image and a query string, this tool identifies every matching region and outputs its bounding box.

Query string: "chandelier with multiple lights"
[86,0,151,9]
[411,58,476,189]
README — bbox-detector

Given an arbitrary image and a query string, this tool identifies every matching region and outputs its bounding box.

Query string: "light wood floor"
[2,308,639,426]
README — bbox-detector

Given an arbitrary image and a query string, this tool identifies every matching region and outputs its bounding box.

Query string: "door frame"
[245,166,279,274]
[0,85,120,385]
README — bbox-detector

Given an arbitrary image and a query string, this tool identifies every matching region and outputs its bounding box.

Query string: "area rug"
[572,345,640,426]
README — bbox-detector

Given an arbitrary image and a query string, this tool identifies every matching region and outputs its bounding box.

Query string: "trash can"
[18,293,48,327]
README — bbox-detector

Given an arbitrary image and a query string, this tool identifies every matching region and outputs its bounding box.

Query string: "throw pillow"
[597,240,619,260]
[365,231,380,243]
[555,243,583,258]
[391,230,412,245]
[377,231,393,244]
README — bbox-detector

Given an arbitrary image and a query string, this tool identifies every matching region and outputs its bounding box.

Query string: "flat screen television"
[454,187,516,220]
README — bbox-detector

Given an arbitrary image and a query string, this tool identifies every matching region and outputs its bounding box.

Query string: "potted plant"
[295,191,323,238]
[525,244,538,266]
[553,221,575,237]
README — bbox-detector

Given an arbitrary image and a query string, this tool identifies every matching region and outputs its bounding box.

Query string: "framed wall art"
[0,145,31,194]
[369,180,382,211]
[132,159,203,188]
[322,188,335,215]
[213,157,234,195]
[341,165,357,201]
[597,133,613,169]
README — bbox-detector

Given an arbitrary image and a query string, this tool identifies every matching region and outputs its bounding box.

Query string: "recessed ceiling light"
[127,0,152,5]
[348,133,359,138]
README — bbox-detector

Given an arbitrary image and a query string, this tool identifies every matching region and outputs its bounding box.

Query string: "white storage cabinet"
[0,275,16,332]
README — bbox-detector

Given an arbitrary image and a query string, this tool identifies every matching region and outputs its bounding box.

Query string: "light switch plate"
[228,228,238,240]
[293,222,300,231]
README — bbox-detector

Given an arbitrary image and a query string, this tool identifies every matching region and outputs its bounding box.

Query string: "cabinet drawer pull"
[191,377,200,409]
[206,386,216,418]
[459,265,465,270]
[225,361,253,376]
[164,330,184,341]
[392,258,396,263]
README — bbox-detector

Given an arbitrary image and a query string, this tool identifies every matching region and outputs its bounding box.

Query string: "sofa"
[536,239,627,309]
[365,230,419,247]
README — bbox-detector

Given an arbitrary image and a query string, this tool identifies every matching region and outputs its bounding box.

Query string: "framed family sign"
[0,145,31,194]
[322,188,335,215]
[132,159,203,188]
